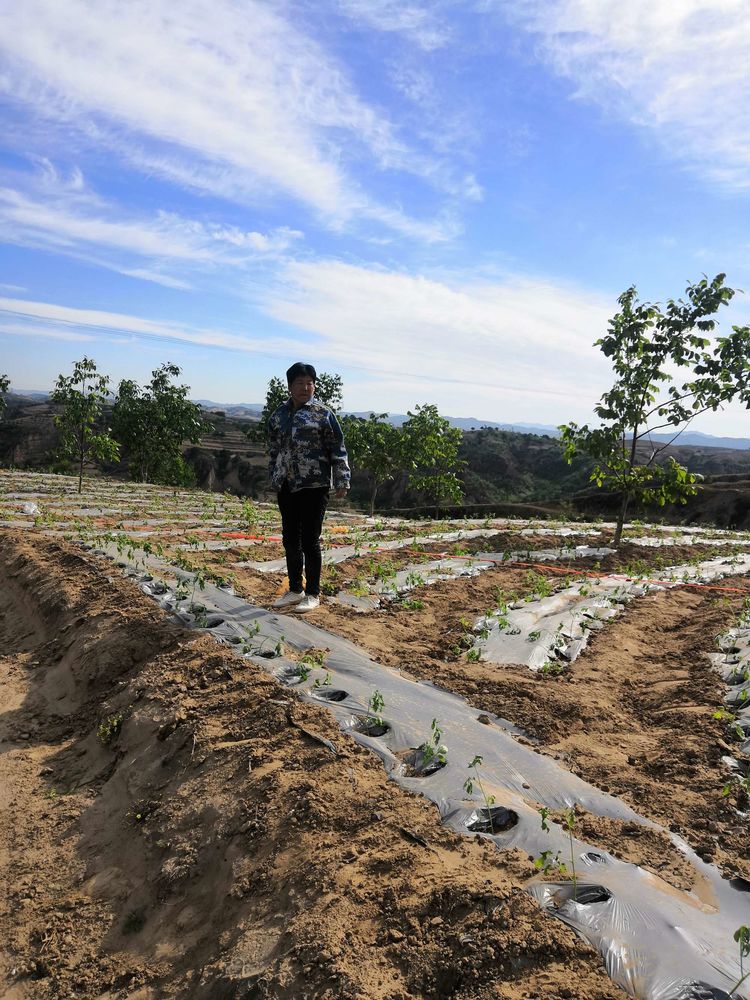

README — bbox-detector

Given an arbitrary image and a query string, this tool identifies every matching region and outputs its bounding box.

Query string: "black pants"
[277,486,329,596]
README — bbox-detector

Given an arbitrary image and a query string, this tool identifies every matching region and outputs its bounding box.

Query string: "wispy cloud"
[0,295,307,356]
[0,268,613,422]
[0,163,304,286]
[0,320,95,342]
[262,259,616,420]
[0,0,463,239]
[503,0,750,190]
[336,0,451,50]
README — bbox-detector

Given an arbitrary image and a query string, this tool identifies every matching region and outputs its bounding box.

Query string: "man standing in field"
[268,362,350,612]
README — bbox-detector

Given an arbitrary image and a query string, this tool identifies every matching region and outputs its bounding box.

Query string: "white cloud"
[336,0,451,50]
[0,170,304,286]
[262,259,615,421]
[504,0,750,189]
[0,321,95,342]
[0,0,461,239]
[0,296,306,356]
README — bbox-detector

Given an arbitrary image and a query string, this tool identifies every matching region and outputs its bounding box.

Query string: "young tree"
[402,404,465,515]
[112,363,207,485]
[0,374,9,419]
[249,371,344,444]
[342,412,403,514]
[51,357,119,492]
[559,274,750,546]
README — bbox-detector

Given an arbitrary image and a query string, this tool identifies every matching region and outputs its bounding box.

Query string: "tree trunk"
[613,492,630,547]
[369,482,378,517]
[78,433,84,494]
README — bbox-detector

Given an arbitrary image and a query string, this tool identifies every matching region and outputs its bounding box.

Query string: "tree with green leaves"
[112,363,207,485]
[249,371,343,445]
[402,404,465,515]
[0,374,9,419]
[51,357,119,493]
[342,412,403,514]
[559,274,750,546]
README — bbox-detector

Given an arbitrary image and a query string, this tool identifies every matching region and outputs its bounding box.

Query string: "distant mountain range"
[196,401,750,450]
[10,390,750,451]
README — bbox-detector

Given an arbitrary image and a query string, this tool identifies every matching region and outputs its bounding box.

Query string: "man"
[267,362,350,612]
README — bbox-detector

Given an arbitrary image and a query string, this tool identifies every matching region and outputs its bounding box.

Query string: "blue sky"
[1,0,749,433]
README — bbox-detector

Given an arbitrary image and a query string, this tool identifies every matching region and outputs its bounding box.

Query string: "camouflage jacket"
[268,398,351,492]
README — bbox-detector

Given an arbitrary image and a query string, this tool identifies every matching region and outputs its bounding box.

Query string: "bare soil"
[1,532,625,1000]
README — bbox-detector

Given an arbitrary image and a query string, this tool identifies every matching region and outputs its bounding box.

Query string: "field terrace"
[1,469,750,1000]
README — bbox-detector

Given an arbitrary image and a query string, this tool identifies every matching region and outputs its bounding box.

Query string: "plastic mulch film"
[470,554,750,669]
[233,527,511,573]
[710,624,750,757]
[332,546,616,613]
[91,539,750,1000]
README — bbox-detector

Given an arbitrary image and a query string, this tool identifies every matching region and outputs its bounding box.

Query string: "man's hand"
[334,487,349,500]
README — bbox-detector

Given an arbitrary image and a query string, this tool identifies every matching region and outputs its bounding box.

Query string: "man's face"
[290,375,315,408]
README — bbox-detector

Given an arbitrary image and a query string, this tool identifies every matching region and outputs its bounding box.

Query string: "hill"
[2,396,750,526]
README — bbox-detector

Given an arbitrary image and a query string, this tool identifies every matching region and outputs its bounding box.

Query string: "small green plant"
[540,660,565,677]
[421,718,448,769]
[464,754,497,833]
[562,807,578,902]
[400,597,425,610]
[729,925,750,996]
[366,689,385,727]
[536,806,578,901]
[713,706,746,743]
[524,570,552,599]
[97,712,124,746]
[466,647,480,662]
[534,847,565,876]
[527,629,542,642]
[313,671,333,689]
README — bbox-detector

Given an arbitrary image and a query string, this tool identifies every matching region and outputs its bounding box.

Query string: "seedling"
[562,807,578,902]
[527,629,542,642]
[421,718,448,770]
[464,755,497,833]
[536,806,578,901]
[540,660,565,677]
[534,847,565,877]
[313,671,333,689]
[524,570,552,599]
[400,597,425,611]
[366,689,385,727]
[729,925,750,996]
[97,712,124,746]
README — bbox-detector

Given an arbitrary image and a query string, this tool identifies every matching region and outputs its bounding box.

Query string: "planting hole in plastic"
[556,883,612,906]
[314,689,349,703]
[466,806,518,834]
[401,746,447,777]
[680,984,732,1000]
[199,615,225,629]
[356,717,390,737]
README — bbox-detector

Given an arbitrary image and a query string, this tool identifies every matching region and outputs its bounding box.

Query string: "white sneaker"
[273,590,305,608]
[293,595,320,613]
